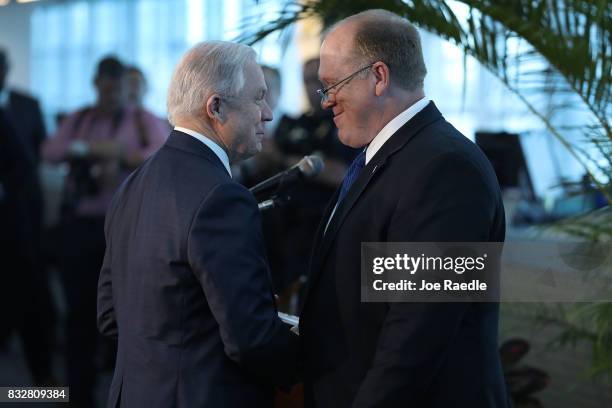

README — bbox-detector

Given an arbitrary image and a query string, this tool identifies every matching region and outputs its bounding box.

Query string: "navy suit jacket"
[300,102,510,407]
[0,108,36,250]
[6,90,46,163]
[2,91,46,242]
[97,130,299,408]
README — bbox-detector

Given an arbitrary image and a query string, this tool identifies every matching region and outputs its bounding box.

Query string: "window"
[31,0,288,126]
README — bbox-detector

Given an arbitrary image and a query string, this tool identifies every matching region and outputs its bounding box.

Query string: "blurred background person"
[125,65,147,108]
[273,58,356,186]
[0,48,56,387]
[262,65,282,134]
[41,55,168,407]
[237,64,283,184]
[125,64,172,135]
[238,65,289,296]
[242,58,357,307]
[0,49,46,161]
[272,58,357,305]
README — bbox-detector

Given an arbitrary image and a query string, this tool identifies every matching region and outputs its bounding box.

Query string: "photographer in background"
[41,55,167,407]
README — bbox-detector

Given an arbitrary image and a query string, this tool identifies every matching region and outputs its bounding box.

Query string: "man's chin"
[234,147,261,163]
[250,142,263,158]
[337,131,359,148]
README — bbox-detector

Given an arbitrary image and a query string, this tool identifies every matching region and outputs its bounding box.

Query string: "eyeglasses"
[316,62,375,105]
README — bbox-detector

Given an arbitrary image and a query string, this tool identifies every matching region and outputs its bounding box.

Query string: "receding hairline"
[323,9,413,60]
[327,9,410,34]
[321,9,427,91]
[319,23,362,76]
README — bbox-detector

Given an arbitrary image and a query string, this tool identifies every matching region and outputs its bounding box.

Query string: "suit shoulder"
[10,90,40,107]
[156,142,228,178]
[396,119,488,168]
[140,147,252,210]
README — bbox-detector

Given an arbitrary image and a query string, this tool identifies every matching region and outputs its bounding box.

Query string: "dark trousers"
[47,216,106,407]
[0,240,55,385]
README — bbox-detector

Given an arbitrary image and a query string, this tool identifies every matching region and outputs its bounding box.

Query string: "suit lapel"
[311,189,340,253]
[302,102,444,308]
[301,154,387,308]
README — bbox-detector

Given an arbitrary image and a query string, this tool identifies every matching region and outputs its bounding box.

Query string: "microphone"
[249,155,324,198]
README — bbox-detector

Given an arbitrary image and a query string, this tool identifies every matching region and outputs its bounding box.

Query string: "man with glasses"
[299,9,509,408]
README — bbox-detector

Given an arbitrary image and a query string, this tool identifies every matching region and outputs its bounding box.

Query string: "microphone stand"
[254,170,297,211]
[257,192,291,211]
[252,155,325,211]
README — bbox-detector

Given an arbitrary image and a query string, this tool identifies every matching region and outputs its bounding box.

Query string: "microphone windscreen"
[298,155,325,178]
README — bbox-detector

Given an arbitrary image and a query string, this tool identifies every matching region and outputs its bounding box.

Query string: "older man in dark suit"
[299,9,510,408]
[97,41,299,408]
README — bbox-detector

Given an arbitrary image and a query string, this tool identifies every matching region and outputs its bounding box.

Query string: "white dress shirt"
[365,97,430,165]
[174,126,232,177]
[324,98,430,234]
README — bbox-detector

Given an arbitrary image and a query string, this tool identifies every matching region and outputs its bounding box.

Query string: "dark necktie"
[337,148,366,205]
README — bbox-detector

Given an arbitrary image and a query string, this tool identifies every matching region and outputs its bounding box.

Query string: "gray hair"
[333,9,427,92]
[167,41,256,125]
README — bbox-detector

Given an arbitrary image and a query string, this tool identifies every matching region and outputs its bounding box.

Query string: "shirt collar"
[365,97,430,165]
[174,126,232,177]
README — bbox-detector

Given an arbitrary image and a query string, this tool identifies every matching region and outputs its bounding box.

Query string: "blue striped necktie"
[337,148,366,205]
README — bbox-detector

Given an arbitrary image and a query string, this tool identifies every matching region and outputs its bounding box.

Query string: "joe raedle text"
[372,279,488,292]
[361,244,502,302]
[371,253,488,293]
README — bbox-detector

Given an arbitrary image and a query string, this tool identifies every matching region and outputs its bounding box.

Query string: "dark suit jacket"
[2,91,46,249]
[300,102,509,408]
[97,130,299,408]
[0,108,35,251]
[1,91,45,279]
[6,91,46,163]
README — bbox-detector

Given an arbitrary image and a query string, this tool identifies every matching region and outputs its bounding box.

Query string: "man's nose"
[262,100,273,122]
[321,93,335,110]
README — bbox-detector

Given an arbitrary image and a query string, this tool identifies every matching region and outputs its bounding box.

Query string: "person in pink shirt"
[43,58,168,217]
[41,56,167,407]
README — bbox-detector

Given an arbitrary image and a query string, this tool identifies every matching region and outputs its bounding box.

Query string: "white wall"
[0,3,35,94]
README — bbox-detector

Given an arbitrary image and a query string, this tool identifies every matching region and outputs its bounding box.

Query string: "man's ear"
[372,61,390,97]
[206,94,224,123]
